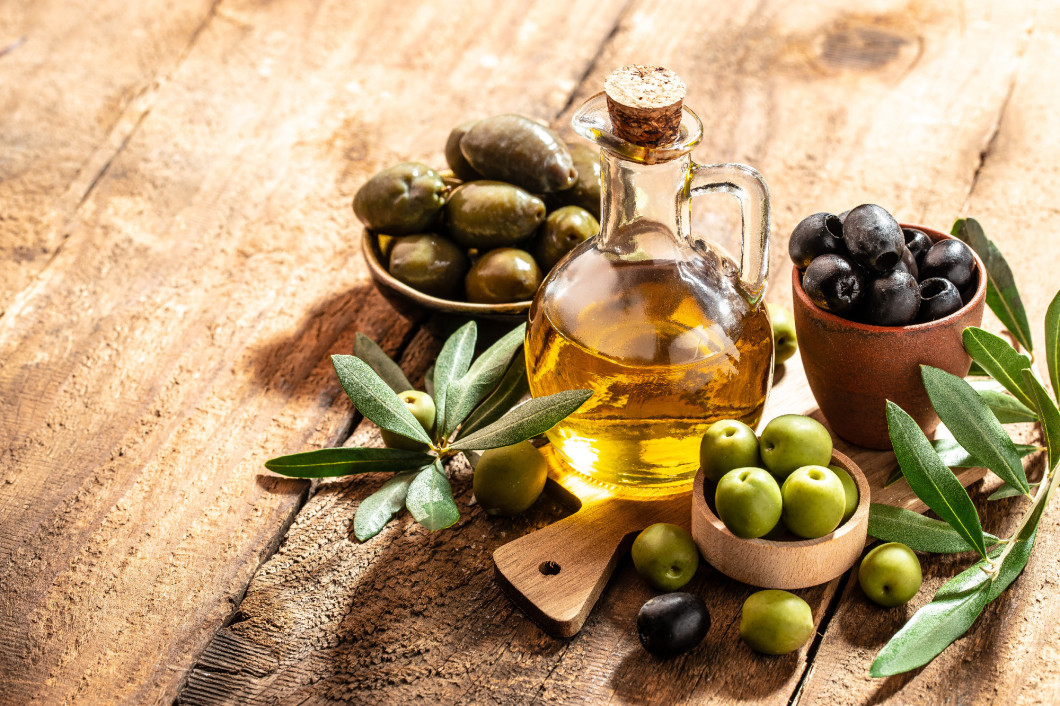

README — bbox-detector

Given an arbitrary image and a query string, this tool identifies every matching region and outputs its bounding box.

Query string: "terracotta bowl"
[792,224,987,449]
[691,450,870,589]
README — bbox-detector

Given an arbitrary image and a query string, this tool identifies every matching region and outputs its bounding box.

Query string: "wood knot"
[817,27,912,71]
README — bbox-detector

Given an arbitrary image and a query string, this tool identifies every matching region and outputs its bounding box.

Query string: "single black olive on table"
[788,212,846,270]
[842,204,905,274]
[864,270,921,326]
[918,277,964,322]
[802,253,865,315]
[637,592,710,657]
[919,239,976,292]
[902,228,933,267]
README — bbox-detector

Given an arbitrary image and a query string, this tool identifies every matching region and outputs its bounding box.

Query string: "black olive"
[788,212,846,270]
[842,204,905,274]
[893,247,919,280]
[918,277,964,322]
[865,270,921,326]
[902,228,933,267]
[802,253,865,315]
[637,592,710,657]
[920,239,976,292]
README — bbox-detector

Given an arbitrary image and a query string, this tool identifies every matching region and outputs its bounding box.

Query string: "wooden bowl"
[792,223,987,449]
[691,450,870,589]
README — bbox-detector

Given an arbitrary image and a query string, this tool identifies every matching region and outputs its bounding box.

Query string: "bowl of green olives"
[789,211,987,449]
[355,114,602,331]
[691,447,870,590]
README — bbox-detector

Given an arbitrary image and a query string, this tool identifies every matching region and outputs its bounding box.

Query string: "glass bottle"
[525,71,774,495]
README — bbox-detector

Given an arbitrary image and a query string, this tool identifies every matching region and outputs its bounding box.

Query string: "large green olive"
[740,590,814,655]
[353,162,446,236]
[465,248,542,303]
[444,120,481,182]
[533,206,599,271]
[556,142,602,217]
[387,234,469,299]
[460,114,576,193]
[445,181,546,248]
[473,441,548,516]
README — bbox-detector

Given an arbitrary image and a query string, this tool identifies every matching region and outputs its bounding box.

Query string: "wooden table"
[3,1,1059,703]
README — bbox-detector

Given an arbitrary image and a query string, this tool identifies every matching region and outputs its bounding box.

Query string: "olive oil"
[527,247,773,492]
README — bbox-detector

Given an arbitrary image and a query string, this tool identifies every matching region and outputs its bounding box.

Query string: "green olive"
[740,590,814,655]
[379,390,435,451]
[445,181,546,248]
[473,441,548,515]
[444,120,481,182]
[460,114,576,193]
[387,234,469,299]
[533,206,599,271]
[556,142,602,218]
[353,162,446,236]
[465,248,542,304]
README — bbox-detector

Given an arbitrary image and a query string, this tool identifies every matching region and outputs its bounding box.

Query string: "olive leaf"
[405,461,459,531]
[331,355,433,445]
[887,401,988,557]
[1047,289,1060,405]
[432,321,477,437]
[883,439,1038,487]
[922,366,1030,496]
[264,446,434,478]
[988,482,1038,501]
[952,218,1033,353]
[976,389,1037,424]
[442,323,526,438]
[867,504,1000,554]
[452,389,592,451]
[354,470,419,541]
[425,363,436,398]
[1021,370,1060,472]
[353,332,413,394]
[459,349,531,438]
[870,555,993,677]
[968,361,989,377]
[962,327,1034,408]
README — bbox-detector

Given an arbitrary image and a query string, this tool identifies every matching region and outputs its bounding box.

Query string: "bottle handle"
[689,162,771,303]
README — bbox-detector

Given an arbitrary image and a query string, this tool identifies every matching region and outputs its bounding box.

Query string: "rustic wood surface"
[1,0,1057,704]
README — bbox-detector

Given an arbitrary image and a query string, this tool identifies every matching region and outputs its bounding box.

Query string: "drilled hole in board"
[538,561,561,576]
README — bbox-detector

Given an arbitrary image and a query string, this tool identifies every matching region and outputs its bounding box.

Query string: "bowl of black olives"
[788,205,986,449]
[355,114,602,332]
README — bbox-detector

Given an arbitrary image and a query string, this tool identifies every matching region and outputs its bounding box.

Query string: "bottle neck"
[598,149,691,253]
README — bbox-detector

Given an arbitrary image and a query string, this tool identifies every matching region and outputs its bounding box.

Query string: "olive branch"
[866,218,1060,676]
[264,320,591,540]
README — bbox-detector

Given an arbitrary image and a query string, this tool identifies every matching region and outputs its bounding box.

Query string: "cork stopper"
[604,65,686,147]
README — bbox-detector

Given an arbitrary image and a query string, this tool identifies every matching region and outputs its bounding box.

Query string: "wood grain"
[176,1,1048,705]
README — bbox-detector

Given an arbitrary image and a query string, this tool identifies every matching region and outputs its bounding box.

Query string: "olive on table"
[715,467,782,539]
[472,441,548,516]
[353,162,447,236]
[788,212,845,270]
[699,419,762,484]
[842,204,905,274]
[766,303,798,365]
[631,523,699,591]
[637,593,710,657]
[858,542,922,607]
[445,181,546,249]
[780,465,846,539]
[740,590,814,655]
[444,120,481,182]
[465,248,542,304]
[387,234,469,299]
[379,390,435,451]
[460,114,577,193]
[758,414,833,482]
[533,205,599,271]
[556,142,602,217]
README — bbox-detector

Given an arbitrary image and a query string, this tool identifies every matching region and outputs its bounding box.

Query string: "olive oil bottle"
[526,66,774,493]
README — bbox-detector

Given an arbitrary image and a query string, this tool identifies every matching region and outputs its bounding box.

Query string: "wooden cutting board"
[492,353,988,637]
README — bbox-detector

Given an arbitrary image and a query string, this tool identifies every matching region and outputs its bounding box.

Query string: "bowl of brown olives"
[788,207,987,449]
[355,114,602,329]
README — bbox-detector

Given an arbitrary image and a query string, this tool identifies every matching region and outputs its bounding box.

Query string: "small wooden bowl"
[691,450,870,589]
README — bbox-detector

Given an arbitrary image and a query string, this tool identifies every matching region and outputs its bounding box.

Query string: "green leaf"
[452,389,592,451]
[442,323,526,438]
[976,389,1037,424]
[459,349,531,438]
[432,322,477,437]
[870,559,992,677]
[868,504,1000,553]
[353,333,413,394]
[264,446,434,478]
[886,401,988,557]
[952,218,1033,353]
[331,355,433,445]
[962,328,1034,408]
[988,482,1037,501]
[425,364,436,398]
[405,462,459,530]
[354,470,418,541]
[884,438,1039,486]
[922,366,1030,495]
[1047,289,1060,405]
[967,361,988,377]
[1022,370,1060,472]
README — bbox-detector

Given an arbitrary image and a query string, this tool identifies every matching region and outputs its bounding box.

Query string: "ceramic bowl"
[691,450,869,589]
[792,224,987,449]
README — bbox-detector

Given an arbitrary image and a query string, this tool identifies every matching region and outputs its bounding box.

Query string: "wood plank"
[0,0,629,703]
[797,2,1060,701]
[0,0,219,314]
[178,0,1039,704]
